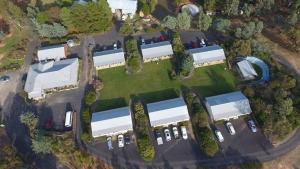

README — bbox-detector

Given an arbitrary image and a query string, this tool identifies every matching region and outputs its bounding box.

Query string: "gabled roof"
[205,91,252,121]
[141,41,174,60]
[237,60,257,79]
[91,107,133,137]
[37,44,66,61]
[188,45,226,64]
[24,58,78,98]
[147,98,190,127]
[93,48,125,67]
[107,0,137,14]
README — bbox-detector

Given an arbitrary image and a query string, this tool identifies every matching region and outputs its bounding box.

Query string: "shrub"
[125,38,141,73]
[84,90,96,105]
[212,18,231,33]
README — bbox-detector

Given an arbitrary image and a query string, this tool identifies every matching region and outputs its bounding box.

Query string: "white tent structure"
[188,45,226,67]
[181,4,200,16]
[147,98,190,127]
[141,41,174,62]
[205,91,252,121]
[37,44,66,61]
[93,48,125,70]
[24,58,79,100]
[237,60,257,80]
[91,107,133,137]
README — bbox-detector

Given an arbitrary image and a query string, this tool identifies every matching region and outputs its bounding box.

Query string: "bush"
[198,127,219,156]
[81,132,91,142]
[125,38,141,74]
[212,18,231,33]
[84,90,96,105]
[119,19,134,35]
[133,101,155,161]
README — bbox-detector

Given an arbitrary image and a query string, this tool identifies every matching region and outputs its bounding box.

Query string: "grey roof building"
[141,41,174,61]
[93,48,125,69]
[205,91,252,121]
[91,107,133,137]
[147,97,190,127]
[37,44,66,61]
[188,45,226,66]
[24,58,79,100]
[237,60,257,80]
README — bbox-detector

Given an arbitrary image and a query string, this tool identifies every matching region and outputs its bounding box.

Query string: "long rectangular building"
[205,91,252,121]
[141,41,173,62]
[188,45,226,67]
[147,97,190,127]
[91,107,133,137]
[93,48,125,70]
[37,44,66,61]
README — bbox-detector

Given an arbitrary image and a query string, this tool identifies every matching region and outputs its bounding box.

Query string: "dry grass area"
[263,145,300,169]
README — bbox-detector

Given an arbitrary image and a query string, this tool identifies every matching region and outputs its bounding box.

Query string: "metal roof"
[147,98,190,127]
[91,107,133,137]
[37,44,66,61]
[205,91,252,121]
[237,60,257,79]
[188,45,226,64]
[93,48,125,67]
[24,58,78,99]
[107,0,137,14]
[141,41,174,60]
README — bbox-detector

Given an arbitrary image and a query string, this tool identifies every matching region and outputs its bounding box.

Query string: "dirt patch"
[263,144,300,169]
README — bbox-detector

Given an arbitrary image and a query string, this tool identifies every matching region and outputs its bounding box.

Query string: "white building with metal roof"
[141,41,174,62]
[237,60,257,80]
[188,45,226,67]
[107,0,137,19]
[24,58,79,100]
[91,107,133,137]
[205,91,252,121]
[37,44,66,62]
[147,97,190,127]
[93,48,125,70]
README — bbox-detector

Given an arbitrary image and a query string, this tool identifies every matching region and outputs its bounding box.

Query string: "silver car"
[226,122,236,135]
[107,136,113,150]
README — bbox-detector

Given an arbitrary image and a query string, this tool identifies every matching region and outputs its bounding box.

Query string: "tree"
[84,90,96,105]
[34,21,68,38]
[162,15,177,30]
[198,10,212,31]
[177,11,191,30]
[36,11,49,24]
[119,18,134,35]
[60,1,112,33]
[243,3,254,17]
[234,27,242,38]
[212,18,231,33]
[31,133,53,154]
[232,39,252,56]
[223,0,240,16]
[241,21,256,39]
[203,0,216,12]
[125,38,141,73]
[255,21,264,34]
[138,0,157,15]
[287,13,298,26]
[0,145,24,168]
[20,112,38,136]
[181,55,194,76]
[256,0,275,11]
[287,27,300,51]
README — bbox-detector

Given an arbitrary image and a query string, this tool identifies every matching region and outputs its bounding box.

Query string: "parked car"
[248,120,257,133]
[107,136,113,150]
[118,134,124,148]
[0,75,10,83]
[141,38,145,45]
[113,43,117,50]
[181,126,188,140]
[200,38,206,47]
[226,122,236,135]
[164,129,171,141]
[215,130,224,142]
[172,126,179,139]
[64,111,73,128]
[124,134,131,145]
[155,130,163,145]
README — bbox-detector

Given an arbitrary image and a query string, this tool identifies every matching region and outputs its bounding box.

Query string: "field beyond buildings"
[96,60,236,111]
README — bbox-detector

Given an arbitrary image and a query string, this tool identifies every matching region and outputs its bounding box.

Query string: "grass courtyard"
[96,60,236,111]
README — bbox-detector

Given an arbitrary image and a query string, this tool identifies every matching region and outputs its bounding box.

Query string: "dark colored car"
[124,134,131,145]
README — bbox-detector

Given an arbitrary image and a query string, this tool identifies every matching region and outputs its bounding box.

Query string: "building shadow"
[95,97,127,112]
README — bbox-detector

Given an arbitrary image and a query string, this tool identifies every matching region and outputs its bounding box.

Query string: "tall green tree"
[198,7,212,31]
[162,15,177,30]
[177,11,191,30]
[203,0,216,12]
[20,112,38,136]
[223,0,240,16]
[212,18,231,33]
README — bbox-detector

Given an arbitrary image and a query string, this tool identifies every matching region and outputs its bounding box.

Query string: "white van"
[65,111,73,127]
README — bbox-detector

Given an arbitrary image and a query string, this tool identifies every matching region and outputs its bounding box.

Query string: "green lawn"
[97,60,236,111]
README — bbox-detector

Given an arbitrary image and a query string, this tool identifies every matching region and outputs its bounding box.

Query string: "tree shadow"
[95,97,127,112]
[137,88,179,104]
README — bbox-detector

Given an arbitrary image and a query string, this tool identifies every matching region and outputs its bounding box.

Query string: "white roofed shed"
[189,45,226,66]
[107,0,137,15]
[93,48,125,69]
[147,98,190,127]
[37,44,66,61]
[91,107,133,137]
[141,41,174,61]
[205,91,252,121]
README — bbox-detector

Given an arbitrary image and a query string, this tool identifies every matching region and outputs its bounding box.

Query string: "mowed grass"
[97,60,236,111]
